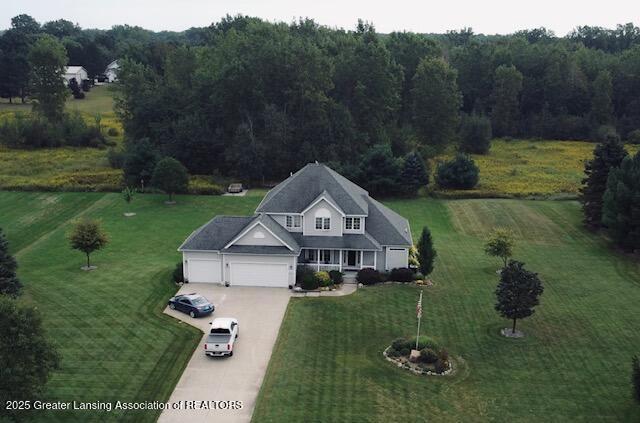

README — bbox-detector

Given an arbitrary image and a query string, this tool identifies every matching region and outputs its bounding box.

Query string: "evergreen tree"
[435,154,480,189]
[412,57,462,150]
[602,151,640,251]
[401,152,429,195]
[460,113,492,154]
[150,157,190,202]
[491,65,523,137]
[417,226,437,276]
[495,260,544,335]
[356,144,402,196]
[580,137,627,228]
[28,34,68,122]
[0,228,22,298]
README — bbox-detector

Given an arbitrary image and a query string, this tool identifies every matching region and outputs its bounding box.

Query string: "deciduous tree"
[491,65,523,137]
[484,228,515,268]
[68,219,109,269]
[150,157,189,202]
[28,34,68,121]
[495,260,544,335]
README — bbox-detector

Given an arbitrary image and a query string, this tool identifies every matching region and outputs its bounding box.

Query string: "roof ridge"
[367,197,413,245]
[255,163,312,212]
[321,164,368,215]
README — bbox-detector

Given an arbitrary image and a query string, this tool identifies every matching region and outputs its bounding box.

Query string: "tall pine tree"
[579,137,627,228]
[0,228,22,298]
[401,152,429,195]
[417,226,437,276]
[602,151,640,252]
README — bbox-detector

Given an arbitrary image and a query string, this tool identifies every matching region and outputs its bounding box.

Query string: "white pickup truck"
[204,318,239,357]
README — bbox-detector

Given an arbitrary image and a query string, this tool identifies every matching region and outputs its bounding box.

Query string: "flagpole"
[415,290,423,350]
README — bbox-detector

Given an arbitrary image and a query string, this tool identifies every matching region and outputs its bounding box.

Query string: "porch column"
[317,248,320,272]
[373,251,377,270]
[339,250,343,272]
[359,250,363,269]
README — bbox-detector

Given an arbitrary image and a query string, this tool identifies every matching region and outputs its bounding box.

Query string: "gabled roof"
[364,197,413,246]
[65,66,86,74]
[179,214,300,253]
[256,163,369,215]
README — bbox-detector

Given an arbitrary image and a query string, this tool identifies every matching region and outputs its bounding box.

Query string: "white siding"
[270,214,303,233]
[183,251,223,283]
[234,224,283,246]
[302,199,343,236]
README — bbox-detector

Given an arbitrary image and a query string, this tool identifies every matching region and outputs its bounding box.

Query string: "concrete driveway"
[159,284,291,423]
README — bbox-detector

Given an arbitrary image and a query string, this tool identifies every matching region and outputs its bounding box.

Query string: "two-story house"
[178,162,413,288]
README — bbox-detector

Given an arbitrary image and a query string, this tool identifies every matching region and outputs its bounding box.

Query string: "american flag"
[416,291,423,318]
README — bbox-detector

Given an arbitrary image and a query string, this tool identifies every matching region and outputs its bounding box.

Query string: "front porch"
[297,248,376,272]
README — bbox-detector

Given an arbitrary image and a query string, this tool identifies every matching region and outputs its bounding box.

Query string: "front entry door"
[347,251,357,267]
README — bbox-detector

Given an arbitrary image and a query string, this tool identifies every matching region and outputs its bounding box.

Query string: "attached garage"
[186,259,221,283]
[229,262,290,288]
[385,247,409,270]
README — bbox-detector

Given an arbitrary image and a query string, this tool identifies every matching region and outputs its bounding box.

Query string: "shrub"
[389,267,414,283]
[107,148,126,169]
[301,272,320,290]
[296,265,314,285]
[414,272,424,281]
[419,348,438,364]
[437,348,449,362]
[107,127,119,137]
[315,271,332,287]
[391,338,408,351]
[328,270,343,285]
[73,91,85,99]
[460,113,492,154]
[173,262,184,283]
[387,348,402,358]
[356,268,384,285]
[434,359,449,374]
[436,154,480,189]
[628,129,640,145]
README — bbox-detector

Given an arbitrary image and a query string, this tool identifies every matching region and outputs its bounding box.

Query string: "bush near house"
[389,267,414,282]
[328,270,343,285]
[315,271,332,287]
[356,268,385,285]
[301,272,320,290]
[172,262,184,283]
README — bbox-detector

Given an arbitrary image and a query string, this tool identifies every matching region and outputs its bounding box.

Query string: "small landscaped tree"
[417,226,437,276]
[633,355,640,404]
[401,151,429,196]
[484,228,515,268]
[122,186,135,216]
[495,260,544,336]
[0,296,60,418]
[0,228,22,297]
[151,157,189,203]
[68,219,109,269]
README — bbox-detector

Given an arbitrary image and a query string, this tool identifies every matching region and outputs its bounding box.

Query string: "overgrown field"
[433,139,639,198]
[253,198,640,422]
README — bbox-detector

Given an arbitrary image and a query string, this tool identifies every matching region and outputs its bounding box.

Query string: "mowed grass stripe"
[253,199,640,422]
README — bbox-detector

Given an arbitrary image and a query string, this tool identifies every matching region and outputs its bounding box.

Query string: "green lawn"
[253,198,640,422]
[1,191,261,422]
[0,85,116,116]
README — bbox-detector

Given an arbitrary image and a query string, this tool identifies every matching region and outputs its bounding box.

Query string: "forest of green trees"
[2,14,640,185]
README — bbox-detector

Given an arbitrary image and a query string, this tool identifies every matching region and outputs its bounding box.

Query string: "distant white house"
[64,66,88,85]
[105,60,119,82]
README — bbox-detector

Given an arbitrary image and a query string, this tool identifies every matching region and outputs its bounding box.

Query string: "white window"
[323,218,330,230]
[320,250,331,262]
[287,215,301,228]
[315,217,323,230]
[314,208,331,231]
[345,217,361,230]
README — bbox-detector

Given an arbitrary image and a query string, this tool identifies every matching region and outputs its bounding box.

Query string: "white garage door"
[230,262,289,287]
[188,260,221,283]
[386,248,408,270]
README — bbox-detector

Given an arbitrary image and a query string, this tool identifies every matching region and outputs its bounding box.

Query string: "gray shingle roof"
[256,163,369,215]
[178,214,301,253]
[364,197,413,246]
[179,216,254,251]
[291,233,380,250]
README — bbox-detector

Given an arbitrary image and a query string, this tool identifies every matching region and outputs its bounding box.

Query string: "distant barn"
[64,66,88,85]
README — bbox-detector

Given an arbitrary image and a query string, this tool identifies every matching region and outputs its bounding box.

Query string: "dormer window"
[286,215,301,228]
[314,208,331,230]
[345,217,361,230]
